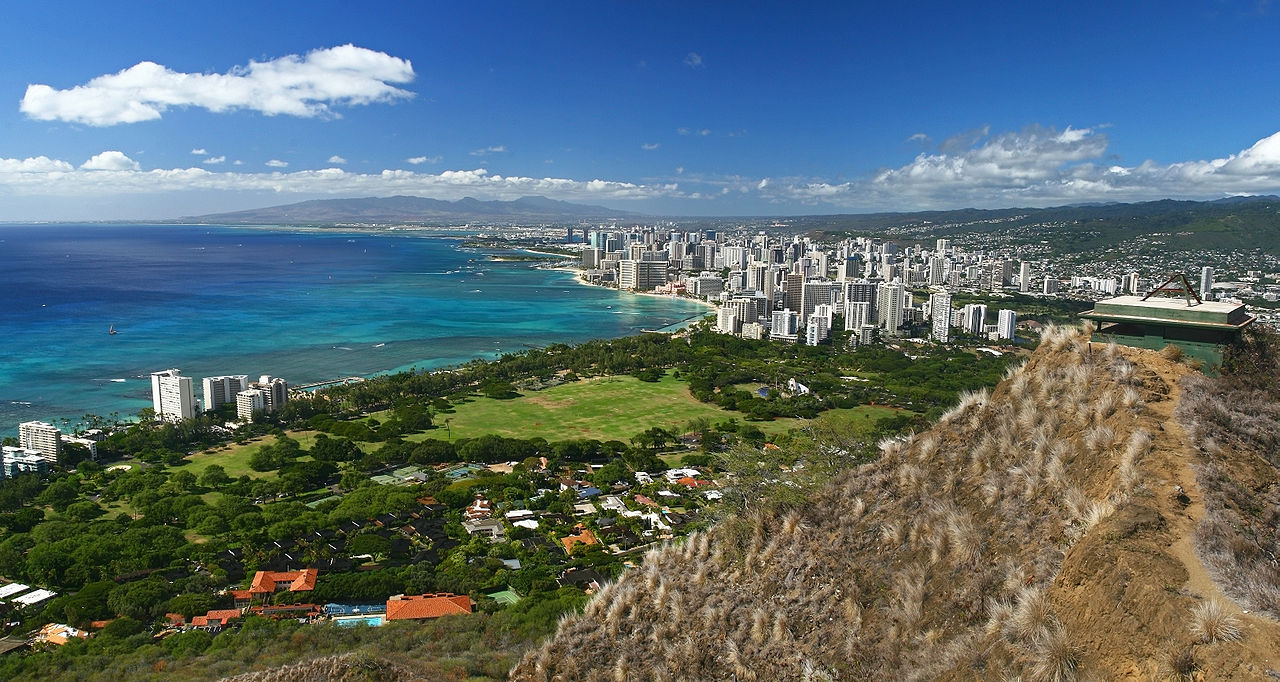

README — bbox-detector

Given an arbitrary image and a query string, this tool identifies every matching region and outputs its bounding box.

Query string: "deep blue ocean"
[0,224,709,435]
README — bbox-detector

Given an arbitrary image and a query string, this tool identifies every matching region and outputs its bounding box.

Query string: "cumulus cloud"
[190,148,207,155]
[0,155,686,209]
[469,145,506,156]
[757,125,1280,209]
[20,44,415,126]
[6,125,1280,217]
[406,155,441,165]
[328,155,347,164]
[684,52,704,68]
[641,142,660,150]
[80,151,139,171]
[203,156,225,165]
[265,159,288,168]
[0,155,74,173]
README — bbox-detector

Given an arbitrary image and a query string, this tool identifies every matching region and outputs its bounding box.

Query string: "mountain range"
[181,195,643,224]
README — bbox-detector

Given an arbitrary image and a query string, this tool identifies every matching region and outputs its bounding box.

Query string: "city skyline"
[2,1,1279,220]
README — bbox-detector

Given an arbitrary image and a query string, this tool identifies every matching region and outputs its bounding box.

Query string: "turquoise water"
[0,224,710,434]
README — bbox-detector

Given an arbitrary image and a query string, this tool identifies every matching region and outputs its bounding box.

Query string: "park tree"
[107,579,173,622]
[198,464,232,489]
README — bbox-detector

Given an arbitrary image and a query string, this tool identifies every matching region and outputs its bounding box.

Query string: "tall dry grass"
[510,326,1170,680]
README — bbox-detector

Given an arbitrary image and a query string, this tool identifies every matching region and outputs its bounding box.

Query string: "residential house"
[35,623,88,645]
[560,524,599,554]
[384,593,472,621]
[247,568,319,600]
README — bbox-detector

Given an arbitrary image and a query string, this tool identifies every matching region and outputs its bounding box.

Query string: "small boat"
[373,343,386,348]
[108,324,118,335]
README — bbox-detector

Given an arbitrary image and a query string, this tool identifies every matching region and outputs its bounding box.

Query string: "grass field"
[167,430,329,479]
[406,374,910,444]
[157,376,910,480]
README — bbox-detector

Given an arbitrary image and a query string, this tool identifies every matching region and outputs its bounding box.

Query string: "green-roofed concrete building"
[1081,295,1255,369]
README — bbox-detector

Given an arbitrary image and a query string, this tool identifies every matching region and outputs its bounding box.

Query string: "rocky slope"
[510,327,1280,680]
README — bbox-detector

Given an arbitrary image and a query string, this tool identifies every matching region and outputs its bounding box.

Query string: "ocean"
[0,224,710,435]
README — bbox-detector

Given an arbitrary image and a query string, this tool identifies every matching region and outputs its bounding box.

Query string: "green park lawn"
[406,373,909,444]
[167,430,330,479]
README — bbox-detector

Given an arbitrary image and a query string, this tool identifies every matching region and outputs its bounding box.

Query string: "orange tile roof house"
[248,568,318,596]
[560,524,599,553]
[384,593,472,621]
[191,609,242,629]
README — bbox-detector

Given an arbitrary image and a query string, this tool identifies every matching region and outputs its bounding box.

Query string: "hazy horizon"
[2,2,1279,221]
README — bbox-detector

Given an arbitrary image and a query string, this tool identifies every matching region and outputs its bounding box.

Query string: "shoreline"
[2,238,713,435]
[552,265,718,312]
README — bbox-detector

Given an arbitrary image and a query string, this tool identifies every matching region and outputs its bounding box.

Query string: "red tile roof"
[384,593,472,621]
[202,609,242,626]
[560,526,599,553]
[248,568,318,594]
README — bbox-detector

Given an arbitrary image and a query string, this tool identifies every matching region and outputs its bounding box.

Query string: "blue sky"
[1,0,1279,220]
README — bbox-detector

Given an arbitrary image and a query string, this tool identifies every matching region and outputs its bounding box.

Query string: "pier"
[292,376,366,393]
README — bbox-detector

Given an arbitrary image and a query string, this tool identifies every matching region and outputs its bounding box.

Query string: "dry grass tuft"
[1158,642,1197,682]
[1009,586,1056,643]
[1024,624,1081,682]
[1189,599,1242,643]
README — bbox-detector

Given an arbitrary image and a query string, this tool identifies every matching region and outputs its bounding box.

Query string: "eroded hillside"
[511,328,1280,680]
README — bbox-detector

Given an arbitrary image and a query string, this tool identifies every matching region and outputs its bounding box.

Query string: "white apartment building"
[929,292,952,343]
[203,375,249,413]
[997,309,1018,340]
[151,369,197,421]
[18,421,61,463]
[236,389,265,420]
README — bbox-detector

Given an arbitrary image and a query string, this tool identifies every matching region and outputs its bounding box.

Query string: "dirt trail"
[1052,348,1280,679]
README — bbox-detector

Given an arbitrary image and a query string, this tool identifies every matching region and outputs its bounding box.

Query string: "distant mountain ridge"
[181,195,644,224]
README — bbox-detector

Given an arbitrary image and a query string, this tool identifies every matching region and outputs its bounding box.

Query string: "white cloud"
[906,133,929,144]
[80,151,139,171]
[0,155,74,173]
[203,156,225,165]
[328,155,347,164]
[0,155,686,209]
[677,127,690,136]
[470,145,506,156]
[756,125,1280,209]
[641,143,660,151]
[406,155,441,165]
[7,126,1280,218]
[232,160,244,166]
[20,44,415,126]
[265,159,288,168]
[190,148,207,155]
[684,52,703,68]
[698,129,711,136]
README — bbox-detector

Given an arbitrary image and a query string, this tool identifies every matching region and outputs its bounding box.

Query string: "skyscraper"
[844,300,872,330]
[151,369,197,421]
[1019,261,1032,293]
[783,273,805,312]
[18,421,61,463]
[203,375,249,413]
[929,292,952,343]
[876,281,905,336]
[961,304,988,334]
[251,375,289,413]
[800,279,837,326]
[1200,266,1214,300]
[997,309,1017,340]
